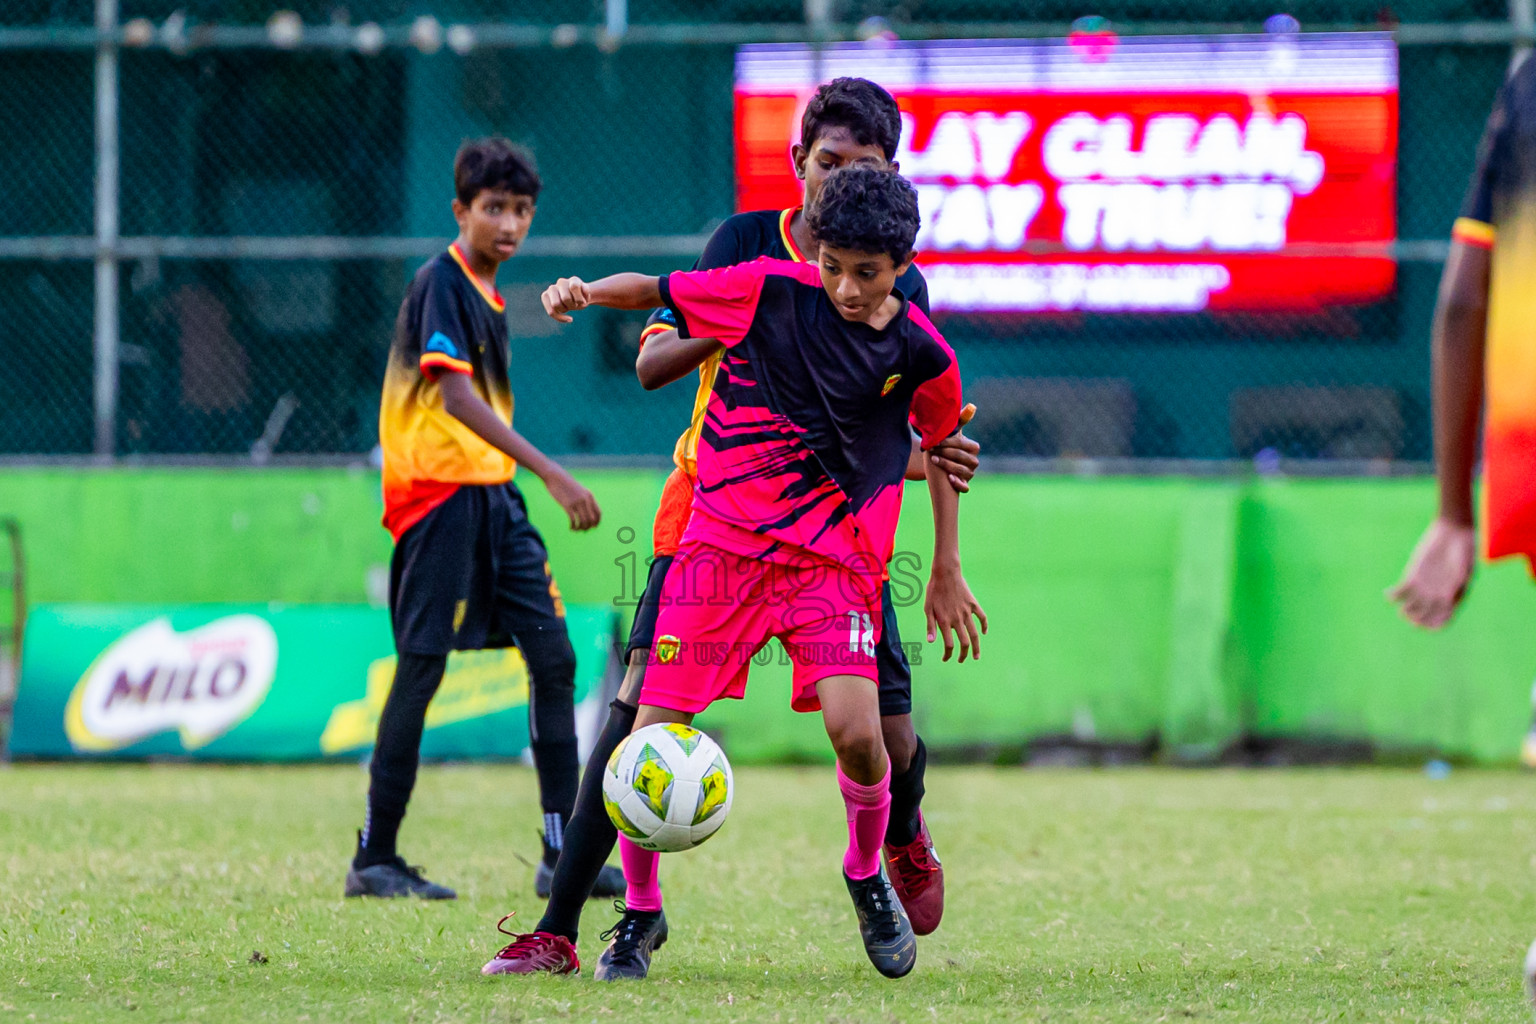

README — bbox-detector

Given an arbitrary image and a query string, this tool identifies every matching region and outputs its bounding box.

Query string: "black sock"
[532,739,579,868]
[541,811,567,866]
[531,734,579,868]
[356,652,447,868]
[536,698,637,942]
[522,630,580,868]
[885,735,927,848]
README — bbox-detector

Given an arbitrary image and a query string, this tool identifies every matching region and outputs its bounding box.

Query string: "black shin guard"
[885,735,927,848]
[358,652,449,867]
[521,631,580,863]
[536,698,638,942]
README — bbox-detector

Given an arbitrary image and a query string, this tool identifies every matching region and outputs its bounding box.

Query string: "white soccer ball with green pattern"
[602,722,733,853]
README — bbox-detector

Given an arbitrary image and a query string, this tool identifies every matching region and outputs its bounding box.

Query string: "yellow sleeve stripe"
[778,206,809,263]
[638,322,672,348]
[1452,217,1496,249]
[420,352,473,376]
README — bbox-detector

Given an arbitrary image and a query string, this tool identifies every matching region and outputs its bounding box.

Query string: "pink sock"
[837,763,891,880]
[619,836,663,912]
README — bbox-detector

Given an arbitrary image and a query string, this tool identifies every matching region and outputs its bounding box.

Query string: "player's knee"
[828,718,885,779]
[881,715,917,774]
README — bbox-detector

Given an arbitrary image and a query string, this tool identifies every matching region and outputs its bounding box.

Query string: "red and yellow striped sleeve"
[1451,217,1496,250]
[419,351,473,378]
[638,321,672,350]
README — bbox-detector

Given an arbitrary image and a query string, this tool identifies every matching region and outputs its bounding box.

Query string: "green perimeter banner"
[3,469,1536,763]
[10,603,617,760]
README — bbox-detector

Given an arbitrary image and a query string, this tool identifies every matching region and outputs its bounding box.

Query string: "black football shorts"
[389,481,566,657]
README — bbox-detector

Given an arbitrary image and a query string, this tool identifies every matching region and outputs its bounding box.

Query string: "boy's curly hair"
[805,166,920,266]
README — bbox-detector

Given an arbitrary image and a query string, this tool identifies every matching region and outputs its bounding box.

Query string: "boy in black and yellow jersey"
[484,78,979,978]
[347,138,619,901]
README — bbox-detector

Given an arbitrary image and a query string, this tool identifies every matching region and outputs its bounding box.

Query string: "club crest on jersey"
[655,635,681,664]
[881,374,902,397]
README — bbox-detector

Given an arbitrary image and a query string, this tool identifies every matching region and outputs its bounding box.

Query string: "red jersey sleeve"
[657,259,770,348]
[906,306,963,450]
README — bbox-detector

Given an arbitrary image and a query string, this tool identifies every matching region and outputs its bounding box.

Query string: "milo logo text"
[64,615,278,751]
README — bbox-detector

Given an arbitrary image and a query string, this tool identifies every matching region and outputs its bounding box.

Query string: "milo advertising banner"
[9,604,619,760]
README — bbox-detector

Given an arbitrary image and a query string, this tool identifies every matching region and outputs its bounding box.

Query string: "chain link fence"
[0,3,1524,464]
[3,1,1518,24]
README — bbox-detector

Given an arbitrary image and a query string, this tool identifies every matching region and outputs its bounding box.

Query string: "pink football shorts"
[641,539,882,713]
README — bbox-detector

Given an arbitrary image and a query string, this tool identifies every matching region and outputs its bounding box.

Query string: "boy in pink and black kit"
[540,166,986,980]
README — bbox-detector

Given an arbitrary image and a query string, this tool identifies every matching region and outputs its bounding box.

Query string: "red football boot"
[882,812,944,936]
[480,915,580,976]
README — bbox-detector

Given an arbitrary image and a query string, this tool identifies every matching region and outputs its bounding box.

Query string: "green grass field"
[3,764,1535,1023]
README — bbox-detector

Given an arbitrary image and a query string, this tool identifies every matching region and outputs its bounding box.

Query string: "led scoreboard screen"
[734,34,1398,314]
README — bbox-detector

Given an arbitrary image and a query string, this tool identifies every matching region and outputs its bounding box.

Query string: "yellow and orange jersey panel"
[671,349,725,478]
[379,244,516,540]
[651,467,695,557]
[1461,57,1536,570]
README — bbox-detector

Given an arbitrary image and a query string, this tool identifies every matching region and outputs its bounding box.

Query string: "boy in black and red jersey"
[347,138,615,901]
[1392,52,1536,627]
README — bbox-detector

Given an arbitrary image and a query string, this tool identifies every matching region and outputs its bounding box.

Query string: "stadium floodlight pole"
[805,0,830,83]
[92,0,120,461]
[1513,0,1535,68]
[606,0,628,40]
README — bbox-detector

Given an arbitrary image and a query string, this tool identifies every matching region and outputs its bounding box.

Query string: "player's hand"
[925,565,988,663]
[543,467,601,531]
[1386,517,1476,629]
[931,405,980,492]
[541,277,591,323]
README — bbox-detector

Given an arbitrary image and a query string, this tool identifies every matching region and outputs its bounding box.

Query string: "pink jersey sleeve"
[906,306,963,450]
[657,259,771,347]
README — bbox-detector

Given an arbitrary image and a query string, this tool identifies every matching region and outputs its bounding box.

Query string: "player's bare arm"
[636,329,723,391]
[906,403,979,491]
[544,275,722,389]
[1388,238,1491,629]
[922,441,987,662]
[541,274,662,322]
[438,371,601,531]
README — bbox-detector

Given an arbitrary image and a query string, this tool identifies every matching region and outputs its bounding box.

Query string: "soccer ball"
[602,723,733,853]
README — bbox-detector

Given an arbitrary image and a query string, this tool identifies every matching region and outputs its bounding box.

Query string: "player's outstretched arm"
[905,403,979,491]
[922,446,987,662]
[1387,239,1490,629]
[636,330,723,391]
[438,372,601,531]
[541,274,662,322]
